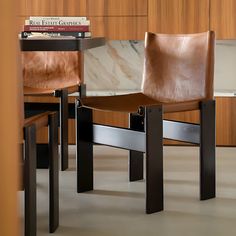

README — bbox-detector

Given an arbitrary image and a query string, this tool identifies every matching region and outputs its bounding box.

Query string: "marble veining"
[85,40,144,91]
[84,40,236,93]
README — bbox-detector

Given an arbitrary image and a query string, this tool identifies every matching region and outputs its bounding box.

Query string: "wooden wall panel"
[87,0,147,16]
[17,16,27,33]
[19,0,236,38]
[93,110,129,127]
[148,0,209,34]
[25,0,64,16]
[0,0,20,235]
[63,0,87,16]
[89,16,147,39]
[19,0,147,39]
[210,0,236,39]
[22,0,147,17]
[216,97,236,146]
[18,0,27,16]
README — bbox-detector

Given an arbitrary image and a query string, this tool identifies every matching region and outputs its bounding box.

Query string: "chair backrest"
[22,52,82,89]
[142,31,215,103]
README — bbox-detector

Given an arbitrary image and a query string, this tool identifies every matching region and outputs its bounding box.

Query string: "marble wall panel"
[85,40,144,91]
[85,40,236,93]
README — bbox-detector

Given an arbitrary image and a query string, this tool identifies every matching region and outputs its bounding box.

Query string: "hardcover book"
[24,25,89,32]
[27,16,89,26]
[21,31,92,38]
[29,16,87,21]
[21,16,92,39]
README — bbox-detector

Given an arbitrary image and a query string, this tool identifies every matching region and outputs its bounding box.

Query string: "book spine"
[24,25,89,32]
[29,16,87,21]
[21,31,92,38]
[25,19,90,26]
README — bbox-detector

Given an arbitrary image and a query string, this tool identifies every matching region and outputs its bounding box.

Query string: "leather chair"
[22,51,85,170]
[22,111,59,235]
[75,31,216,214]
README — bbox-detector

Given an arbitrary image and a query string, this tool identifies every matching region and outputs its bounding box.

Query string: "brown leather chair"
[75,31,216,213]
[22,51,85,170]
[22,111,59,235]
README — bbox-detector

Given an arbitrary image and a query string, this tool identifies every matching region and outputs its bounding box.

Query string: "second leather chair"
[76,31,216,213]
[22,51,84,170]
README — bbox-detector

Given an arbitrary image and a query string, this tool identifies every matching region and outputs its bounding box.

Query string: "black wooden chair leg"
[60,89,69,171]
[145,106,163,214]
[49,112,59,233]
[24,125,37,236]
[129,113,144,181]
[76,103,93,193]
[200,100,216,200]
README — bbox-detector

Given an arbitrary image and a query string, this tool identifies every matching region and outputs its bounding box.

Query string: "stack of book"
[21,16,91,38]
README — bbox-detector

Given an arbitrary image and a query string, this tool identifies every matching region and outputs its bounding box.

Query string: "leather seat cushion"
[80,93,200,113]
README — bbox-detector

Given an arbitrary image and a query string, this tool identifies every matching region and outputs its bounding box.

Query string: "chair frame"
[24,84,86,171]
[23,112,59,235]
[75,99,215,213]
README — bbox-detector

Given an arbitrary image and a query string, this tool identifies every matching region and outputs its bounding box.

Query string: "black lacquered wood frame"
[23,112,59,235]
[24,124,37,236]
[20,37,106,51]
[75,99,216,214]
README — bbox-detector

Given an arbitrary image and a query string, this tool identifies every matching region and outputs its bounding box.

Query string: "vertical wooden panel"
[16,16,27,33]
[93,110,129,128]
[87,0,147,16]
[18,0,27,16]
[90,16,147,39]
[148,0,209,34]
[23,0,148,17]
[210,0,236,39]
[26,0,64,16]
[0,0,20,235]
[106,17,147,39]
[216,97,236,146]
[89,17,106,37]
[63,0,87,16]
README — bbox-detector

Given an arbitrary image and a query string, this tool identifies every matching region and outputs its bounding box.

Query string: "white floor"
[20,146,236,236]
